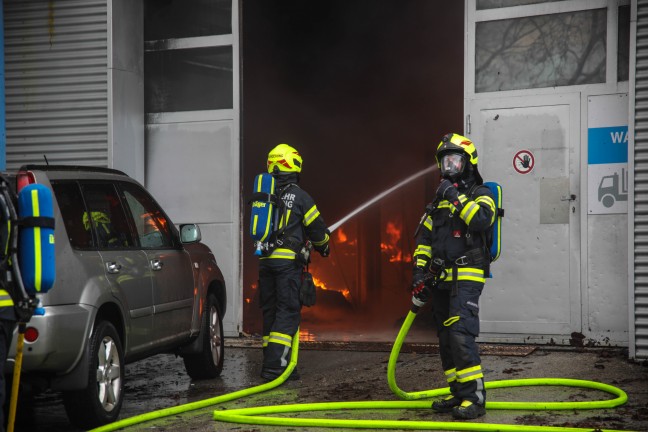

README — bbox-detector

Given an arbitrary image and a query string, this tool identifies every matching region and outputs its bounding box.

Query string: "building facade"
[2,0,646,359]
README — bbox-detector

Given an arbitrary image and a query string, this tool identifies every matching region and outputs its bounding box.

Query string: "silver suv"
[7,165,227,428]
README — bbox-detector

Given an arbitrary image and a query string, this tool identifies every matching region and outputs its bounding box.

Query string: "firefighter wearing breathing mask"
[411,133,495,420]
[258,143,330,381]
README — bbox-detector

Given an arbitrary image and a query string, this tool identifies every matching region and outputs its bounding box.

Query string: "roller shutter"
[634,0,648,359]
[4,0,108,168]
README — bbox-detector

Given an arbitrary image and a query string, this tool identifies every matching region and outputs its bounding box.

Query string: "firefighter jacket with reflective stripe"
[262,184,329,260]
[0,212,16,321]
[0,288,16,321]
[414,184,495,282]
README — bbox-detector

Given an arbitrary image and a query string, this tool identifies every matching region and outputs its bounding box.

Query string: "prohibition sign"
[513,150,534,174]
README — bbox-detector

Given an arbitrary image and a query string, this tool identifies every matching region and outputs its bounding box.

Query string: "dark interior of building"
[241,1,464,341]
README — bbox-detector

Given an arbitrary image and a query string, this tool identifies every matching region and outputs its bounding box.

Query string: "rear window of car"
[51,182,94,249]
[81,183,136,249]
[52,181,141,250]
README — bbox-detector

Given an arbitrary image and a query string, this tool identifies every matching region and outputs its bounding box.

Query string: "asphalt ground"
[56,338,648,432]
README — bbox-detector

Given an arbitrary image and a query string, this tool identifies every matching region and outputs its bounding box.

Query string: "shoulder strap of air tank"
[273,183,297,240]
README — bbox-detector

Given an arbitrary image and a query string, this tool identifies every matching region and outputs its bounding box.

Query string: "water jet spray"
[328,165,438,233]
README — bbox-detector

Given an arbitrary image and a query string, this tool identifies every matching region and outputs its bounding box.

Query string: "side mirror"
[179,224,201,244]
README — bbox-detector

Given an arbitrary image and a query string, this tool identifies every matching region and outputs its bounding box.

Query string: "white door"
[467,93,581,343]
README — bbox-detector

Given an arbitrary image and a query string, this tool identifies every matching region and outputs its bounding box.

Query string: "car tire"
[183,293,224,379]
[62,321,124,428]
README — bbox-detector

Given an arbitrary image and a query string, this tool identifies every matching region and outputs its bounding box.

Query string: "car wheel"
[62,321,124,428]
[183,293,224,379]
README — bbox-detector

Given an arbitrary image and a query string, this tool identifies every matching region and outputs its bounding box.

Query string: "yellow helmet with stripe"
[267,143,303,174]
[435,133,483,184]
[436,133,478,166]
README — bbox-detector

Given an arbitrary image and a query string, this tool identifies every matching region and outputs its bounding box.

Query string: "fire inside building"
[240,2,464,341]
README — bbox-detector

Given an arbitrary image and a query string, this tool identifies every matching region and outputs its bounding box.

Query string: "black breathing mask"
[439,152,467,181]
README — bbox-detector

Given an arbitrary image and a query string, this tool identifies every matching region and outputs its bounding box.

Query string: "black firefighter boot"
[452,400,486,420]
[431,396,462,413]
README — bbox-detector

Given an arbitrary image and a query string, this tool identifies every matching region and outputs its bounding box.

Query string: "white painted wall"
[465,0,631,346]
[108,0,145,183]
[145,118,241,336]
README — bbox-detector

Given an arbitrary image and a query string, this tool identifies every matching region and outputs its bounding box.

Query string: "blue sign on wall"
[588,126,628,165]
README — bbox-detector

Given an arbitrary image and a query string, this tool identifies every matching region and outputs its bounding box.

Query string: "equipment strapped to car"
[18,183,56,294]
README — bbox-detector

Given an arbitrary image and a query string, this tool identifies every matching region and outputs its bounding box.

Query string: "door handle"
[106,262,122,274]
[150,259,163,271]
[560,194,577,201]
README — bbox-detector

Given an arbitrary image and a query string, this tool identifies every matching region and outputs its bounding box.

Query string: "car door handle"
[106,262,122,274]
[150,259,163,271]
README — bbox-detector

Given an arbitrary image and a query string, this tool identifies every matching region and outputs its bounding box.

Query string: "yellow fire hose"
[89,305,634,432]
[7,323,25,432]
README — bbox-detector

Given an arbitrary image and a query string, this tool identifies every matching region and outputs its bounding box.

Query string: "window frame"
[144,16,235,122]
[78,181,139,251]
[466,0,630,98]
[115,181,182,251]
[51,180,96,251]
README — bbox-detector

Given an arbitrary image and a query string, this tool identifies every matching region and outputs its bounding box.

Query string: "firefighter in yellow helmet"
[411,133,495,420]
[258,143,330,381]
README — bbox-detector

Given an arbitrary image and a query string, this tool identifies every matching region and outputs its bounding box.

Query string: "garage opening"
[241,1,464,341]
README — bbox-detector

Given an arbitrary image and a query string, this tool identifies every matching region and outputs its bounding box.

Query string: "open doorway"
[241,1,464,342]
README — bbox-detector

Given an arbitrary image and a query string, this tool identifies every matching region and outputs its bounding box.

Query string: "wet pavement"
[12,337,648,432]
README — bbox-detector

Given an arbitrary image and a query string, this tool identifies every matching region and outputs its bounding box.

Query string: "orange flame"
[337,228,348,243]
[312,275,352,302]
[381,221,412,263]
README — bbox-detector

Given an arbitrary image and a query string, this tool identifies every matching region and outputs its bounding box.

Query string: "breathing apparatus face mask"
[440,153,466,180]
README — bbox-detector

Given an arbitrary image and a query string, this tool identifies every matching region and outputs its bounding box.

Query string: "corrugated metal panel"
[4,0,108,168]
[634,0,648,359]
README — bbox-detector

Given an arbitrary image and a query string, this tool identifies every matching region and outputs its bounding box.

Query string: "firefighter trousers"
[259,259,303,372]
[431,281,486,405]
[0,318,15,432]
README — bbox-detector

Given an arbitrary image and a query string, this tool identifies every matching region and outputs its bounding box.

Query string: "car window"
[51,181,94,249]
[120,182,174,249]
[81,183,135,249]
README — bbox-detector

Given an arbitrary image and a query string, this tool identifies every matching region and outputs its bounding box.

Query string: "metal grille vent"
[4,0,108,169]
[634,0,648,359]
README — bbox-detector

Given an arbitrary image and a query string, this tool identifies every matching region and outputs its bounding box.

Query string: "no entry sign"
[513,150,535,174]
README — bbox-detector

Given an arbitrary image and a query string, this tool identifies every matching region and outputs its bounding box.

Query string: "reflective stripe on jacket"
[413,184,495,273]
[262,184,328,260]
[0,289,14,308]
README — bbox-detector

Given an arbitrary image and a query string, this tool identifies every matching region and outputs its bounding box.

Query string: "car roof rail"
[19,165,128,176]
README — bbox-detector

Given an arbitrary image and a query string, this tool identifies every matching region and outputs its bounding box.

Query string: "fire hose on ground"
[90,304,632,432]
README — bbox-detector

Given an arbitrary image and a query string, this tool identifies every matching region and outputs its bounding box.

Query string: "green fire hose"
[91,309,632,432]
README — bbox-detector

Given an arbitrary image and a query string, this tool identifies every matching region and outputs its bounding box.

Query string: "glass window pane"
[477,0,563,9]
[51,182,94,249]
[475,9,606,92]
[81,183,135,249]
[120,183,173,249]
[144,0,231,40]
[145,46,233,113]
[618,6,630,82]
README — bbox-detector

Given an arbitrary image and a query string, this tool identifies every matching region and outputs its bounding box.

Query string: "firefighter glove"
[436,179,459,202]
[411,282,431,304]
[315,242,330,257]
[411,268,428,288]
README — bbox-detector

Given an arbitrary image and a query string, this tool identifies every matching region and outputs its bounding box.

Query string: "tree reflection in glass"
[476,9,606,92]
